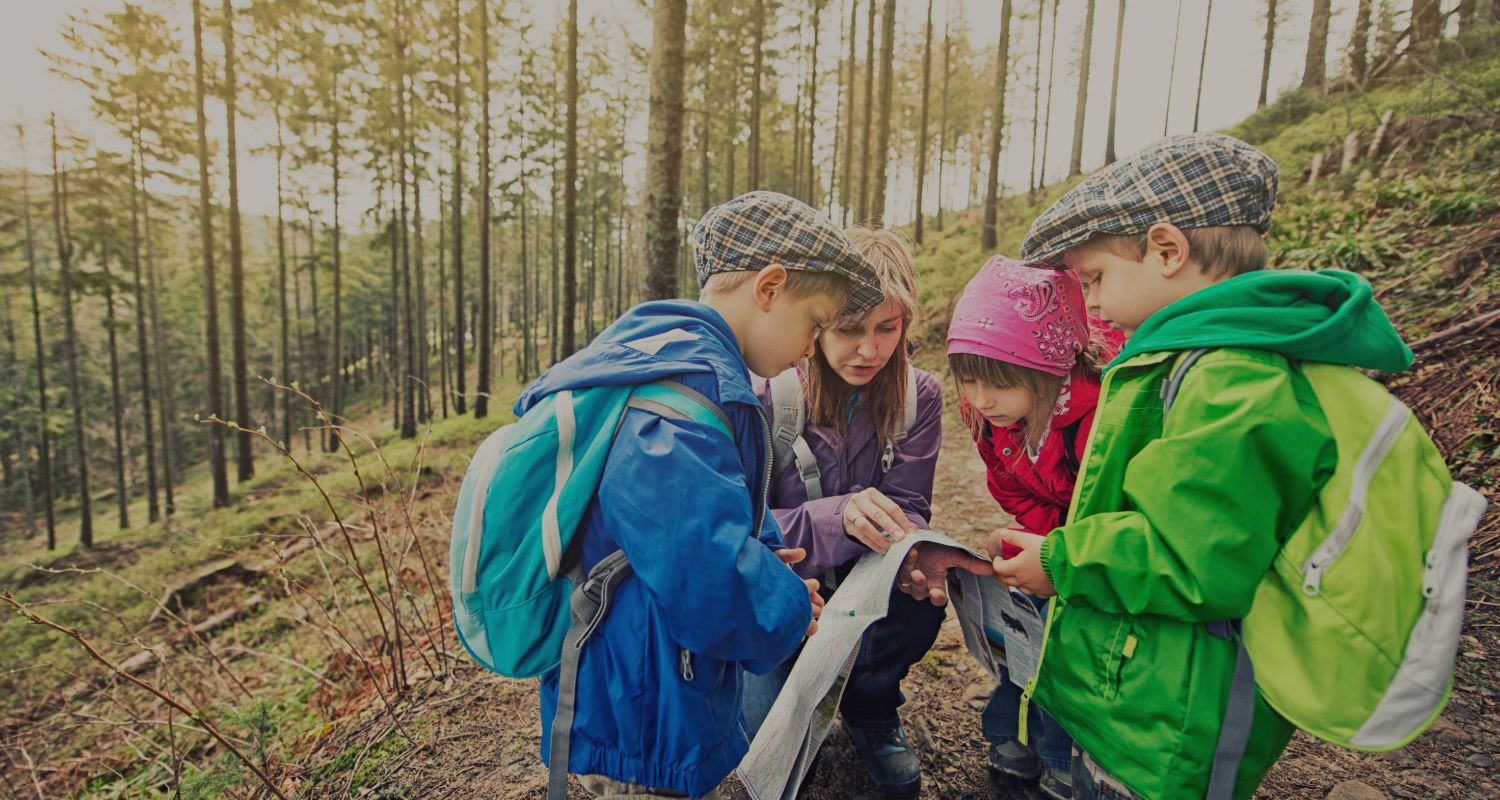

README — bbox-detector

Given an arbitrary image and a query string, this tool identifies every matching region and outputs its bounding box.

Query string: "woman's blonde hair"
[948,338,1112,454]
[803,227,918,451]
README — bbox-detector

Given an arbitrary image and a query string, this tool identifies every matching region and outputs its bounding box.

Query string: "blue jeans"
[980,596,1072,774]
[981,668,1073,773]
[742,582,946,738]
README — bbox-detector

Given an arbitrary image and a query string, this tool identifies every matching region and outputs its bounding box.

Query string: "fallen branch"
[1409,308,1500,354]
[1,591,289,800]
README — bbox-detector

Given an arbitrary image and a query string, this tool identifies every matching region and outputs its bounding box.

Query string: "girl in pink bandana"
[944,255,1121,800]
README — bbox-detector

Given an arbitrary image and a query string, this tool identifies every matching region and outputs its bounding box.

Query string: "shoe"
[844,721,922,796]
[1038,765,1073,800]
[986,737,1041,781]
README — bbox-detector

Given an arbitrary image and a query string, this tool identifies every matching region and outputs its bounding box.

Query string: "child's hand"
[991,529,1056,598]
[984,529,1024,561]
[897,542,995,607]
[804,577,824,638]
[842,488,918,553]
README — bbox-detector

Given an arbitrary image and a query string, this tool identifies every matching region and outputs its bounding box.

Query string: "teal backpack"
[1162,350,1488,800]
[449,378,733,799]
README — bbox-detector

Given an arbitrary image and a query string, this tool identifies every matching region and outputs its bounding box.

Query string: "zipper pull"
[679,648,695,682]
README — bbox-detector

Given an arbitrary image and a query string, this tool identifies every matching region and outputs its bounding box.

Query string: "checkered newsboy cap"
[693,190,884,316]
[1020,133,1279,268]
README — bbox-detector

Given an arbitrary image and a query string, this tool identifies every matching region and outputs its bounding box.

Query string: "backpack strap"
[1059,421,1082,476]
[548,380,733,799]
[548,550,635,800]
[768,368,825,501]
[1160,348,1213,418]
[1164,355,1254,800]
[1204,620,1256,800]
[881,367,921,474]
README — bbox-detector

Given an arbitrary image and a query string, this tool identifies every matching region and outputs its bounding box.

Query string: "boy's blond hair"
[1081,224,1269,280]
[699,268,851,304]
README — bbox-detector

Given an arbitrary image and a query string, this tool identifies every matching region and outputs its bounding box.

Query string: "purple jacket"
[755,368,944,579]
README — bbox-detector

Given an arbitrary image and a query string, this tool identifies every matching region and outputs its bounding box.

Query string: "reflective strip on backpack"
[1349,482,1487,748]
[542,390,577,579]
[1300,397,1411,595]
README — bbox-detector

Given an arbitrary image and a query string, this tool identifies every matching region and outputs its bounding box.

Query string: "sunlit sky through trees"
[2,0,1414,227]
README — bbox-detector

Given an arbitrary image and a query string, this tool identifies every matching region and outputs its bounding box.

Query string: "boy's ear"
[751,263,790,311]
[1145,222,1193,278]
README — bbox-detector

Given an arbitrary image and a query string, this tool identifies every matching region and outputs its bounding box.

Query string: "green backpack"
[1163,349,1487,799]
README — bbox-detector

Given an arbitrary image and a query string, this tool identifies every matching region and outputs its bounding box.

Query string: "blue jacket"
[521,300,812,797]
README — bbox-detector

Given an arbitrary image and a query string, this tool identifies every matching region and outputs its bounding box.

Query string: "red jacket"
[975,364,1103,547]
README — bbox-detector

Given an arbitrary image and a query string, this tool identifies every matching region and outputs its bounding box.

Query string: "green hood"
[1113,269,1413,373]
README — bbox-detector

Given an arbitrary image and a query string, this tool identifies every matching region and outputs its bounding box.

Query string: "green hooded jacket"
[1023,269,1413,799]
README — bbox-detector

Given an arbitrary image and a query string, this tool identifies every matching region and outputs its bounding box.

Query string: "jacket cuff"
[1040,532,1063,592]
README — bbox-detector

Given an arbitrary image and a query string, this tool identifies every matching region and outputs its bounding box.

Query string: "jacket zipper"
[1018,363,1118,744]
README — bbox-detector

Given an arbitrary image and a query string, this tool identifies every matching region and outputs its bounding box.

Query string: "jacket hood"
[1114,269,1412,373]
[515,300,758,416]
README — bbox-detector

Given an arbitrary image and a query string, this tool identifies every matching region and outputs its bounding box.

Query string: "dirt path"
[367,431,1499,800]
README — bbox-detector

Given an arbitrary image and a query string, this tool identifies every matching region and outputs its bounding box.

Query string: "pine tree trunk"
[1105,0,1126,165]
[1040,0,1062,181]
[1259,0,1278,106]
[1303,0,1330,89]
[222,0,253,481]
[749,0,766,189]
[1069,0,1097,177]
[1164,0,1183,135]
[840,0,859,223]
[190,0,229,509]
[21,133,57,547]
[414,146,430,422]
[451,0,467,414]
[937,13,951,226]
[328,72,344,447]
[807,6,820,203]
[869,0,896,226]
[399,35,418,438]
[1193,0,1215,131]
[438,172,451,418]
[275,106,290,449]
[857,0,877,222]
[51,117,93,544]
[1029,1,1046,192]
[1351,0,1372,83]
[981,0,1015,251]
[644,0,688,301]
[101,246,129,529]
[1412,0,1443,45]
[914,0,934,244]
[563,0,579,358]
[476,0,495,416]
[141,152,174,516]
[128,124,158,523]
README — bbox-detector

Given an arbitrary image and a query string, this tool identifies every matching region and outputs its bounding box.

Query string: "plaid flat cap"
[693,190,884,316]
[1020,133,1279,268]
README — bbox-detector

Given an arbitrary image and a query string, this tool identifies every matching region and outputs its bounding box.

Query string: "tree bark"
[840,0,859,224]
[1040,0,1062,179]
[127,123,158,523]
[1105,0,1126,165]
[981,0,1015,251]
[644,0,688,301]
[222,0,253,481]
[51,116,94,544]
[1029,0,1047,191]
[476,0,494,417]
[1411,0,1443,45]
[870,0,897,226]
[1259,0,1278,106]
[1193,0,1215,131]
[102,240,129,529]
[191,0,229,508]
[914,0,934,244]
[1352,0,1372,83]
[20,129,58,548]
[1069,0,1097,177]
[563,0,579,358]
[274,104,290,449]
[857,0,876,221]
[328,66,344,447]
[937,11,951,225]
[1303,0,1330,89]
[1164,0,1183,135]
[749,0,767,189]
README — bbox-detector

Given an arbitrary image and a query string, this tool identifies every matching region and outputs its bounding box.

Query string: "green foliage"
[1422,191,1496,226]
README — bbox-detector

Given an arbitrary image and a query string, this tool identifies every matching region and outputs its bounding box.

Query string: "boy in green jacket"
[991,133,1414,800]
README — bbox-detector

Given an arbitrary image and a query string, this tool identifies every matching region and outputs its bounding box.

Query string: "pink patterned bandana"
[947,255,1089,377]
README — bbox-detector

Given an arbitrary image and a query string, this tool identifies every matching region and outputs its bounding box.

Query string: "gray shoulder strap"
[548,550,635,800]
[1161,348,1213,419]
[769,367,805,465]
[897,367,918,445]
[1204,620,1255,800]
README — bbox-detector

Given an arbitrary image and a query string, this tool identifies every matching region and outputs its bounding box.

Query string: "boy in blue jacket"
[526,191,884,799]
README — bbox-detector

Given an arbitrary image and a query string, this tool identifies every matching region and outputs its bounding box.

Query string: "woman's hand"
[842,488,917,553]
